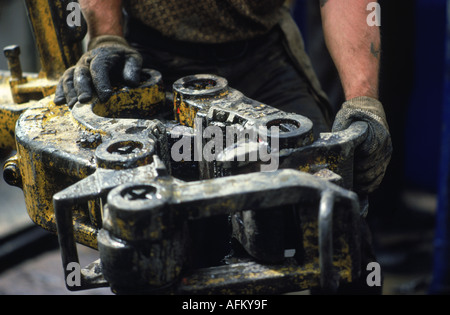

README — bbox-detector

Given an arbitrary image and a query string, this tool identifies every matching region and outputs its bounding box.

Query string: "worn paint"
[2,65,365,293]
[92,84,165,119]
[25,0,83,80]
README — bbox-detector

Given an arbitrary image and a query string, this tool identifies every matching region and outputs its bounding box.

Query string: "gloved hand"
[54,35,143,107]
[332,96,393,194]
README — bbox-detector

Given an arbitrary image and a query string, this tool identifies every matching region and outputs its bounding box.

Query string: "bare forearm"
[320,0,380,100]
[79,0,124,38]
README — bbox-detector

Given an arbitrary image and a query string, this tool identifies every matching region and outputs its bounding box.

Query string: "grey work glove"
[332,96,393,194]
[54,35,143,107]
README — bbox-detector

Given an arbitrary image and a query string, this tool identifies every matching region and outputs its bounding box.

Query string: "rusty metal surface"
[24,0,85,81]
[1,68,370,294]
[0,70,368,294]
[0,0,86,149]
[0,0,373,295]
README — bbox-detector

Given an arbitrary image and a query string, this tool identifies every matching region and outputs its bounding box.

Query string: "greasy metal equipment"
[0,0,370,294]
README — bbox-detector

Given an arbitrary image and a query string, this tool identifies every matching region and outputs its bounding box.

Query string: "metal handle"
[318,188,362,293]
[318,190,339,292]
[53,194,109,291]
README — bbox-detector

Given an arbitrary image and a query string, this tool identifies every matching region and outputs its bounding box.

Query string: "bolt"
[122,185,157,201]
[112,144,138,155]
[3,159,22,188]
[3,45,23,80]
[267,118,300,133]
[107,141,142,155]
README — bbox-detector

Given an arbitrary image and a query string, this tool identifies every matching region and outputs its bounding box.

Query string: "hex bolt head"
[122,185,157,201]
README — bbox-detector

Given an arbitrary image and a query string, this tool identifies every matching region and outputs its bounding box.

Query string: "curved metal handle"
[318,190,339,292]
[54,194,109,291]
[318,188,362,293]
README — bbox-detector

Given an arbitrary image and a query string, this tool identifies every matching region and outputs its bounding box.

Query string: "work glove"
[54,35,143,107]
[332,96,393,194]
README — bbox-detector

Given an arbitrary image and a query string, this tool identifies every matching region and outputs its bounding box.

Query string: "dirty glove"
[54,35,143,107]
[332,96,393,194]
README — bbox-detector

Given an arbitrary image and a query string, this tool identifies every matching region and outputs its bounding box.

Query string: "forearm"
[79,0,124,38]
[320,0,380,100]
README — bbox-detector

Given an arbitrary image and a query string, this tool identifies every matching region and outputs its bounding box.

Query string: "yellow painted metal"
[11,76,165,248]
[92,83,165,119]
[13,98,96,247]
[0,72,35,150]
[173,88,229,128]
[0,0,88,243]
[1,0,84,110]
[24,0,83,80]
[1,0,84,148]
[0,0,360,293]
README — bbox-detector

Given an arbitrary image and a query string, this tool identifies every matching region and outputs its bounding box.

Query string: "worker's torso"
[123,0,287,43]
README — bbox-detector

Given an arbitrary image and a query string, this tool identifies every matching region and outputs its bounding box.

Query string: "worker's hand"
[54,35,143,107]
[332,96,393,194]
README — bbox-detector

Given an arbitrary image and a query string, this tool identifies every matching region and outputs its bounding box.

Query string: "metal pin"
[3,45,23,80]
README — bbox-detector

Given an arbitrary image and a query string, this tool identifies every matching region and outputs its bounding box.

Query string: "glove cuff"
[341,96,389,131]
[87,35,130,50]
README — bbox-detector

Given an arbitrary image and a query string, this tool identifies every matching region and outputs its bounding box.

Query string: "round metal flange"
[71,68,165,134]
[259,114,314,149]
[95,135,155,169]
[103,181,169,241]
[173,74,228,99]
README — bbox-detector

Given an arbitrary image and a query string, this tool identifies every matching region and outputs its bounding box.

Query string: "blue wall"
[404,0,446,192]
[430,0,450,295]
